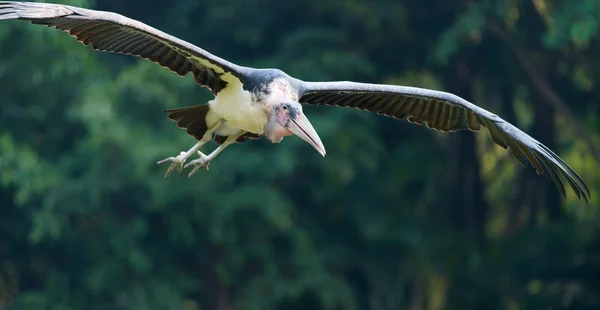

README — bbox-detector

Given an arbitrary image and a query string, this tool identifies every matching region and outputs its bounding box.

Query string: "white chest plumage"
[206,72,268,134]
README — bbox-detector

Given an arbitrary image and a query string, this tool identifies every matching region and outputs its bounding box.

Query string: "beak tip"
[286,113,326,157]
[315,144,326,157]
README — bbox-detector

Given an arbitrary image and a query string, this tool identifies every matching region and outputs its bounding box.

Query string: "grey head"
[242,68,325,156]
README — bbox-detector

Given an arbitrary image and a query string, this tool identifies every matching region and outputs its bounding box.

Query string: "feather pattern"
[299,81,590,202]
[0,1,250,93]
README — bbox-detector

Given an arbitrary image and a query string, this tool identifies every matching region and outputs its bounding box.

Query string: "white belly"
[205,72,268,134]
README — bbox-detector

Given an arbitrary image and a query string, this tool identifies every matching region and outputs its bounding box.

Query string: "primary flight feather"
[0,1,590,202]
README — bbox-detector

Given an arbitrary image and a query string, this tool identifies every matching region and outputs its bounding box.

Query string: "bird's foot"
[157,151,187,177]
[184,151,212,177]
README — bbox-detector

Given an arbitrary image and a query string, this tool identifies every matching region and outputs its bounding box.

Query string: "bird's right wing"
[0,1,250,93]
[299,81,590,202]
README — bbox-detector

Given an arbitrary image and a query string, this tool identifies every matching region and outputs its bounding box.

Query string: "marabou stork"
[0,1,591,202]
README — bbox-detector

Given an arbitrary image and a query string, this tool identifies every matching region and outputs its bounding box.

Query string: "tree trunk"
[444,58,489,244]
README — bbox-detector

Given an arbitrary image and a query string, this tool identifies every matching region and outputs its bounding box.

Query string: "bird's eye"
[282,105,288,110]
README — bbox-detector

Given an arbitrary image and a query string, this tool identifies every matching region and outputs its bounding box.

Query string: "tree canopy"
[0,0,599,309]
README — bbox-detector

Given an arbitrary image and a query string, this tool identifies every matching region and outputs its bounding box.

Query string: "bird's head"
[266,101,326,156]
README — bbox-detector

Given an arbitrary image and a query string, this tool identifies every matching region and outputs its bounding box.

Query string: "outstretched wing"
[0,1,250,93]
[299,81,590,202]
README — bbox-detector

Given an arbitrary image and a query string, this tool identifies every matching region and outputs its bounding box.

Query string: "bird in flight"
[0,1,591,202]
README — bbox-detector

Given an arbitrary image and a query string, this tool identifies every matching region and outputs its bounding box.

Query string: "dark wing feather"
[299,81,590,202]
[0,1,250,93]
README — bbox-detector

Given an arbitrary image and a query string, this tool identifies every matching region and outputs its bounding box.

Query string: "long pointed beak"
[287,114,326,157]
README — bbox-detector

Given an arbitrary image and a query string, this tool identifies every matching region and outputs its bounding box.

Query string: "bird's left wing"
[299,81,590,202]
[0,1,250,93]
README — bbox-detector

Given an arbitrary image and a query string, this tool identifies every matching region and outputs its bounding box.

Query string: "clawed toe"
[184,151,211,177]
[157,151,186,177]
[159,132,238,178]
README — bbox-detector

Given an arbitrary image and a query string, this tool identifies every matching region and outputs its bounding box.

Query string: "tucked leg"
[184,132,245,177]
[157,119,223,177]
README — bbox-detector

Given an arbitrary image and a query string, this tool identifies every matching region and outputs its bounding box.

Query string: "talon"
[184,152,211,177]
[187,165,202,178]
[157,151,187,178]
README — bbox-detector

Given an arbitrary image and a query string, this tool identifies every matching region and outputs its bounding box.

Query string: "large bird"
[0,1,591,202]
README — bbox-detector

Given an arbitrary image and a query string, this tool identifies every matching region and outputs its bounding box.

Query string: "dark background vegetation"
[1,0,600,309]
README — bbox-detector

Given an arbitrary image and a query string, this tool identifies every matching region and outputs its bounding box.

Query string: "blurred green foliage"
[1,0,599,309]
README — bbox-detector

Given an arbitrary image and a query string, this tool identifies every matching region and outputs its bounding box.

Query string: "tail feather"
[165,105,210,141]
